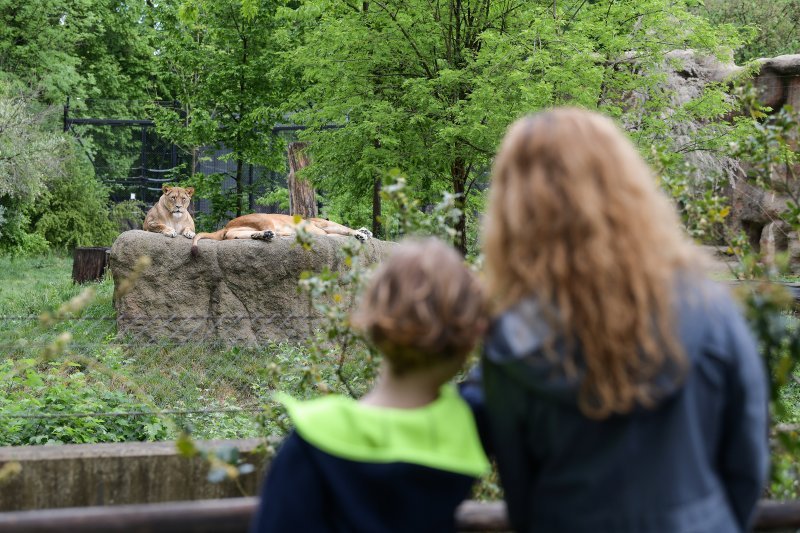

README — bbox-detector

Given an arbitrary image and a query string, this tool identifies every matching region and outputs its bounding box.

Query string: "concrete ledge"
[0,439,267,512]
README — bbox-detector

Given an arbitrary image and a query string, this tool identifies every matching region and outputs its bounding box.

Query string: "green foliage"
[0,207,51,257]
[152,0,288,220]
[379,172,463,244]
[256,186,290,212]
[0,85,73,255]
[0,89,67,203]
[282,0,743,252]
[31,151,118,249]
[0,0,162,104]
[0,86,119,253]
[184,172,240,231]
[0,1,85,103]
[680,101,800,498]
[699,0,800,62]
[295,238,378,398]
[110,199,148,232]
[0,359,170,445]
[655,156,730,243]
[289,174,466,398]
[652,91,800,498]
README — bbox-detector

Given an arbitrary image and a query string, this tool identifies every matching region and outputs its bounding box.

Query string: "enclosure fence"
[0,312,350,443]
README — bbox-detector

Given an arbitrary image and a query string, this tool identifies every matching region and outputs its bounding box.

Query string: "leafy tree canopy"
[281,0,744,251]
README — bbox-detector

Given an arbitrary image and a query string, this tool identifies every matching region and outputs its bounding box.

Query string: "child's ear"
[186,187,195,197]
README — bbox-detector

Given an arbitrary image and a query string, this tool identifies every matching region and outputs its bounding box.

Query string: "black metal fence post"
[140,125,147,203]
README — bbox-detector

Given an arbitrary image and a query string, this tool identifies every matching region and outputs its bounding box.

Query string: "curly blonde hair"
[352,238,486,376]
[483,108,699,419]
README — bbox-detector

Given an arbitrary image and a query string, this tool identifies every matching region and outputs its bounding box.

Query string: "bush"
[0,201,51,256]
[110,199,147,232]
[0,85,70,255]
[31,149,118,249]
[699,0,800,62]
[0,359,170,445]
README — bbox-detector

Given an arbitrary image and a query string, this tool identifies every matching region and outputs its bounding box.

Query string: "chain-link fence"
[63,98,299,215]
[0,309,373,445]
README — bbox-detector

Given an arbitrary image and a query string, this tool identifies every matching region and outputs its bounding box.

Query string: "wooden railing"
[0,498,798,532]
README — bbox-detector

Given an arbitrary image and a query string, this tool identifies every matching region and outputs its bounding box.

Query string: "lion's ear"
[185,187,195,197]
[162,184,172,194]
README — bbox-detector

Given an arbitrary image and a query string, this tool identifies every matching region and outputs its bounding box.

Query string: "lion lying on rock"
[190,213,372,257]
[143,185,196,239]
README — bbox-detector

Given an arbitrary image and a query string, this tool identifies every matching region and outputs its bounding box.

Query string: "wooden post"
[72,247,111,284]
[287,142,317,219]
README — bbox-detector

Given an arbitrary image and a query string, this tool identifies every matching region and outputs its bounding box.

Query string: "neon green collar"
[276,384,490,477]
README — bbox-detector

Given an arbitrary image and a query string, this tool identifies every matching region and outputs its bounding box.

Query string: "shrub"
[0,359,170,445]
[31,149,118,249]
[110,199,148,232]
[0,84,69,255]
[699,0,800,62]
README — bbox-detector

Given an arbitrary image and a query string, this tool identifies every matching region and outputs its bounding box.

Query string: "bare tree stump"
[287,142,317,218]
[72,247,111,284]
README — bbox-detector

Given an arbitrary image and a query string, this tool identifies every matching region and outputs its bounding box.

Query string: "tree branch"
[372,1,435,78]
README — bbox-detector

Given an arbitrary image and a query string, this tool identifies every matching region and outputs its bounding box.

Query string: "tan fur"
[190,213,371,256]
[144,185,196,239]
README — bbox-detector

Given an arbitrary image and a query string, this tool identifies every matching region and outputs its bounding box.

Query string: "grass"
[0,254,375,445]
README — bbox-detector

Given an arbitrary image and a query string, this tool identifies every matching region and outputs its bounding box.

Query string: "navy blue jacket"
[250,385,489,532]
[250,432,476,532]
[465,278,769,532]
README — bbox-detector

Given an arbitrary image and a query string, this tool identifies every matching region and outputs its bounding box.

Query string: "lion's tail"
[191,229,227,257]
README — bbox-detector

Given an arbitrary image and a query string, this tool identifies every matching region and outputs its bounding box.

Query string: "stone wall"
[0,439,267,511]
[664,52,800,270]
[110,231,393,345]
[730,55,800,268]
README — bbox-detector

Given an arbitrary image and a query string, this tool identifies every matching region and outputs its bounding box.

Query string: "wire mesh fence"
[0,311,372,444]
[64,98,297,215]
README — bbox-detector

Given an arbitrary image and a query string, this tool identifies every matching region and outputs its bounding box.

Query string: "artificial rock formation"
[731,55,800,269]
[662,52,800,270]
[110,230,393,345]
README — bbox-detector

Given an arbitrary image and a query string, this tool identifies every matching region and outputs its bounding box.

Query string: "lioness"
[190,213,371,256]
[144,185,196,239]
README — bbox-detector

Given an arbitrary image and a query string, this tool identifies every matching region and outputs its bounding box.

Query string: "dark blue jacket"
[251,385,489,532]
[251,432,477,533]
[466,278,769,533]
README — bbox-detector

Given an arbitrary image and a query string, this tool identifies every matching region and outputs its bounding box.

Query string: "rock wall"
[110,230,393,345]
[664,52,800,269]
[731,55,800,268]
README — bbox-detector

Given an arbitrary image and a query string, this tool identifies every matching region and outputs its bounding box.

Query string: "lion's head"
[162,185,195,214]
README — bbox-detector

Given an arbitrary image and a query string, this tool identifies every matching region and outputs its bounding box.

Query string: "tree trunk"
[236,158,244,217]
[72,247,110,284]
[287,142,318,218]
[372,177,382,238]
[451,158,468,255]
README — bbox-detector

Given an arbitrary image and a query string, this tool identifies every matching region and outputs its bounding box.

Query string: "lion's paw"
[183,230,195,239]
[252,230,275,242]
[355,228,373,241]
[165,229,178,238]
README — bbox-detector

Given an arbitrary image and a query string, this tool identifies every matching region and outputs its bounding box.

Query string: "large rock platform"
[110,230,393,345]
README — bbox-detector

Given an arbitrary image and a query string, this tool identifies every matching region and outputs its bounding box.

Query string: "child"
[250,238,489,533]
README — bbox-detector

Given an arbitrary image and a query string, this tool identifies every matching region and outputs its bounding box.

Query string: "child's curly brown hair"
[352,238,486,376]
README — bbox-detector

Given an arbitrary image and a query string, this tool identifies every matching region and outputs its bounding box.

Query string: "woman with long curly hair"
[475,108,769,532]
